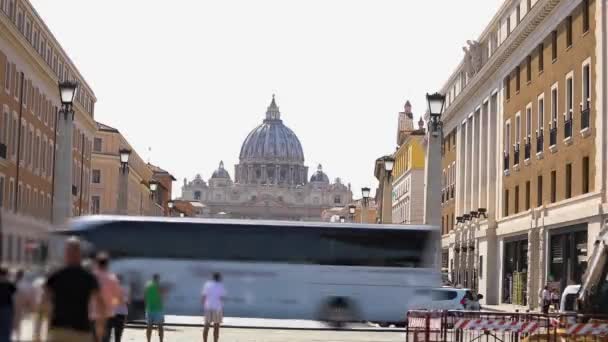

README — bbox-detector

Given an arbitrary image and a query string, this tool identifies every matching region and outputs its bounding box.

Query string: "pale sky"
[30,0,502,199]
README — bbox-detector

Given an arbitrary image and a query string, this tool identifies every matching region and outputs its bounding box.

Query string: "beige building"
[0,0,97,265]
[90,122,170,216]
[438,0,607,309]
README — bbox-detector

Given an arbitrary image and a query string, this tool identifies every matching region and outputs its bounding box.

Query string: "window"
[505,75,511,100]
[537,175,543,207]
[506,17,511,36]
[91,196,101,215]
[505,121,511,159]
[566,74,574,120]
[504,189,509,217]
[583,0,590,33]
[552,31,558,61]
[582,62,591,110]
[527,0,532,12]
[195,191,202,200]
[3,61,9,92]
[516,5,521,24]
[565,163,572,199]
[8,180,14,211]
[526,105,532,138]
[566,16,573,47]
[538,43,544,72]
[538,95,545,130]
[334,195,341,204]
[516,66,521,92]
[515,185,520,214]
[0,176,4,208]
[92,169,101,184]
[526,56,532,82]
[515,114,521,144]
[525,181,531,210]
[479,255,484,279]
[582,156,590,194]
[551,86,558,127]
[551,170,557,203]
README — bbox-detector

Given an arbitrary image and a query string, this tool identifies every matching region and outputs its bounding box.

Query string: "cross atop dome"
[265,94,281,121]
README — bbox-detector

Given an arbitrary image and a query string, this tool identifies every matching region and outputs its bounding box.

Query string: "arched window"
[194,191,202,200]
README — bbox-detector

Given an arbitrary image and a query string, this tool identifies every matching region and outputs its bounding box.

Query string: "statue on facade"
[462,40,482,78]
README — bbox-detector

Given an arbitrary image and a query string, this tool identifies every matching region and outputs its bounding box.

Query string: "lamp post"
[167,200,174,217]
[361,187,370,223]
[117,148,131,215]
[423,92,445,228]
[339,216,346,223]
[348,205,356,222]
[52,80,78,224]
[381,156,395,224]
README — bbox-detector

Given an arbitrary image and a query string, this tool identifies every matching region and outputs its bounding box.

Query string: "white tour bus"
[56,216,440,324]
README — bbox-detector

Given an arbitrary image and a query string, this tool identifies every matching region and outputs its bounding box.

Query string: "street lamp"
[167,200,174,217]
[339,216,346,223]
[361,187,371,224]
[426,92,446,136]
[349,205,356,215]
[119,148,131,172]
[149,181,159,192]
[58,80,78,107]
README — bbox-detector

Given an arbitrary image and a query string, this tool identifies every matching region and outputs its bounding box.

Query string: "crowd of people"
[0,236,227,342]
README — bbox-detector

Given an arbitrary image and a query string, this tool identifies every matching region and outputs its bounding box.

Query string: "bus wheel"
[322,297,356,328]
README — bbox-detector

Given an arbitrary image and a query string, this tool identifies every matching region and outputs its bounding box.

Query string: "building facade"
[90,122,169,216]
[392,101,426,225]
[439,0,607,309]
[180,97,353,221]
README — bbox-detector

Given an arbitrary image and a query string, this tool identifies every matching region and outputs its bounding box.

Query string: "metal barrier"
[406,310,608,342]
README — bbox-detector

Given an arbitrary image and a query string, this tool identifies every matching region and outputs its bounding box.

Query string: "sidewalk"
[482,303,536,313]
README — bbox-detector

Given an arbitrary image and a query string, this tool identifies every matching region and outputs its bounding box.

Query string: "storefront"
[548,224,588,292]
[502,236,528,305]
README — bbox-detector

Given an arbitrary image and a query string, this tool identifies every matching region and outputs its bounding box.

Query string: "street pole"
[423,129,442,227]
[117,149,131,215]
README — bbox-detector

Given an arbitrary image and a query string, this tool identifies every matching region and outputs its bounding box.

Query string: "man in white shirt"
[201,273,226,342]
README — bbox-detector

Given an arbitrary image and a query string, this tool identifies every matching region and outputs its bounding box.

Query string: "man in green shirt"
[144,274,164,342]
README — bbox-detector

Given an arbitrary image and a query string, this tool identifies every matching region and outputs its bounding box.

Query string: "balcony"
[564,112,573,144]
[0,143,6,159]
[536,130,544,158]
[524,138,531,161]
[581,101,590,136]
[549,124,557,151]
[513,143,520,168]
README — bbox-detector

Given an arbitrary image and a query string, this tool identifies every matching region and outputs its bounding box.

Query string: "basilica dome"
[239,96,305,164]
[211,161,231,179]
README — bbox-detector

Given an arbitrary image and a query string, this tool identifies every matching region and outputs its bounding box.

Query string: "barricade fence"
[406,310,608,342]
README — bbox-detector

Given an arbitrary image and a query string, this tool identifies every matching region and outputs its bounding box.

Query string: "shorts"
[146,311,165,325]
[204,309,223,324]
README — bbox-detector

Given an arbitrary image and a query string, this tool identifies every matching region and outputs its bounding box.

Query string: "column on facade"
[479,102,489,209]
[458,123,467,216]
[289,166,294,185]
[466,116,473,214]
[537,224,547,304]
[261,165,267,184]
[487,93,499,217]
[471,110,481,211]
[275,165,280,185]
[527,227,539,309]
[248,165,253,183]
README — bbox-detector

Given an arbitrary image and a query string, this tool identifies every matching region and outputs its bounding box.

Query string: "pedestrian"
[109,274,129,342]
[13,269,34,341]
[145,274,164,342]
[92,252,123,342]
[32,268,50,342]
[202,272,226,342]
[551,289,560,312]
[41,236,107,342]
[540,285,551,314]
[0,267,16,342]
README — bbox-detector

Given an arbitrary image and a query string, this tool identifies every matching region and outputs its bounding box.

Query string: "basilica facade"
[180,97,352,221]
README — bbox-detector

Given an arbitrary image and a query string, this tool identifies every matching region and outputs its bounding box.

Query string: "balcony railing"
[0,143,6,159]
[581,101,590,130]
[536,129,544,153]
[513,143,520,166]
[524,138,531,160]
[549,124,557,146]
[503,152,509,171]
[564,113,573,138]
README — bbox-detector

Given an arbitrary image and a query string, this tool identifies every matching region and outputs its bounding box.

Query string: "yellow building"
[391,101,426,224]
[90,122,170,216]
